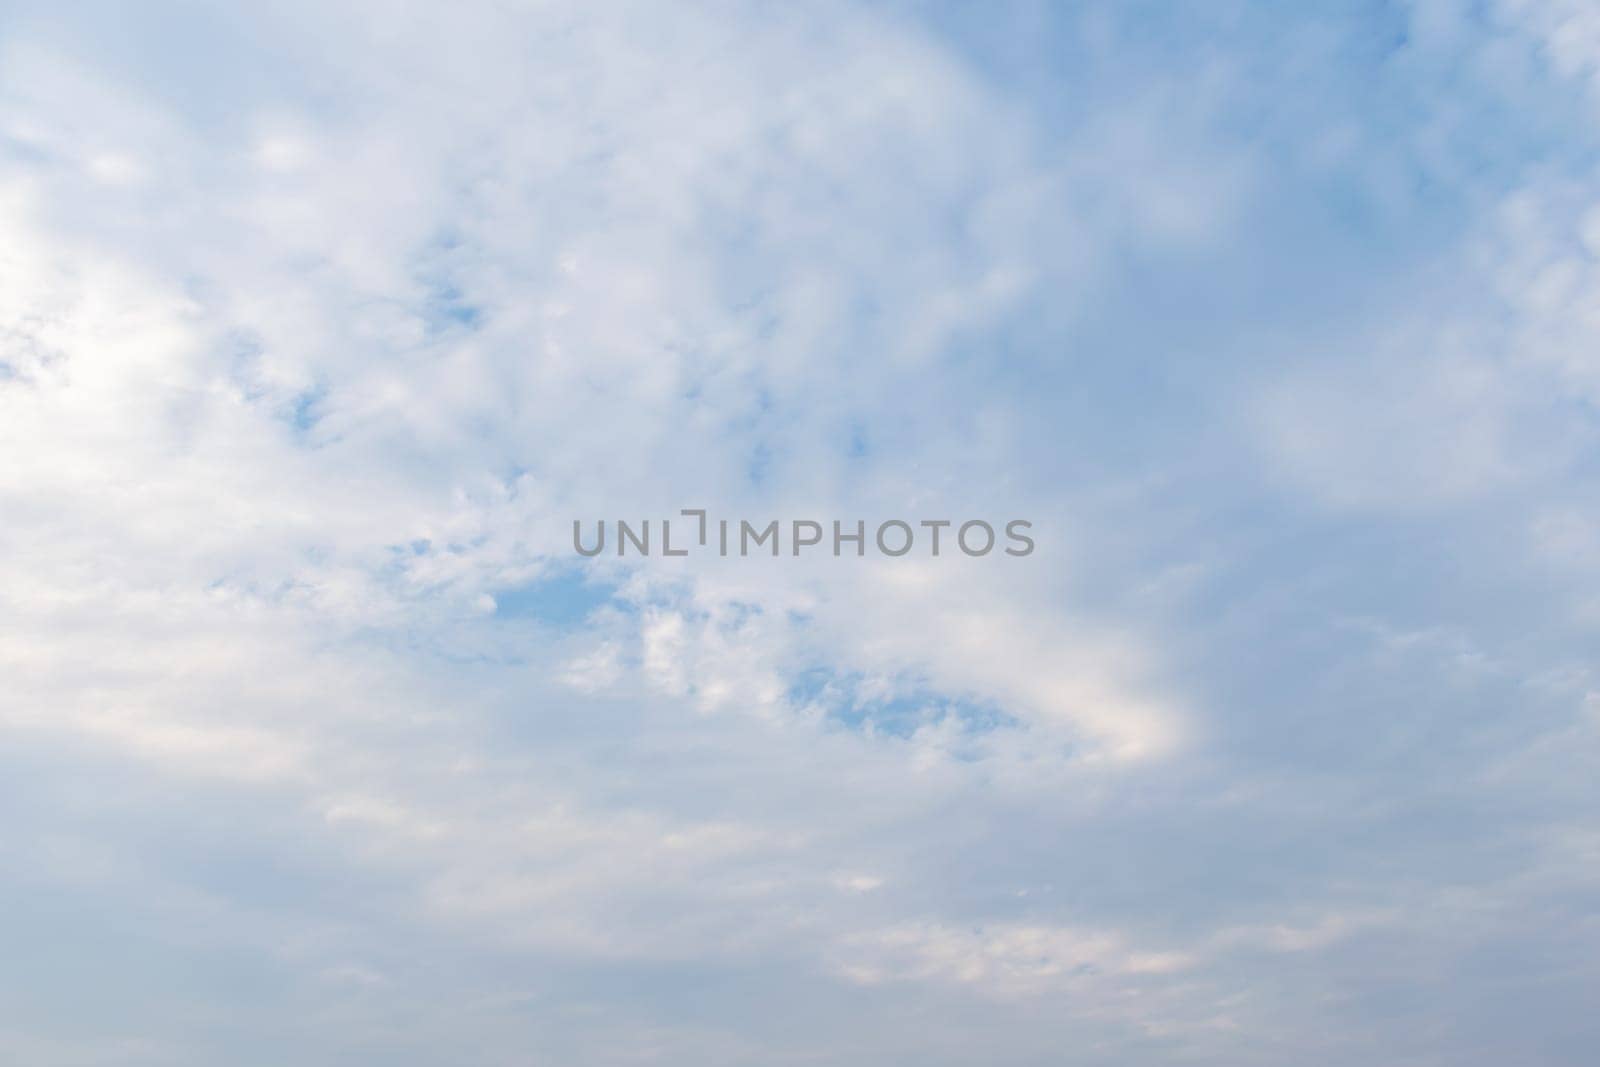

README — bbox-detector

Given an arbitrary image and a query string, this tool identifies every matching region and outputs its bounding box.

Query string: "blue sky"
[2,1,1599,1064]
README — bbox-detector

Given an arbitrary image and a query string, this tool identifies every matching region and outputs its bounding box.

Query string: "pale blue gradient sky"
[2,2,1599,1064]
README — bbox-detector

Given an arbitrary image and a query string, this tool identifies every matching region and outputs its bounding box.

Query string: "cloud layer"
[3,1,1599,1064]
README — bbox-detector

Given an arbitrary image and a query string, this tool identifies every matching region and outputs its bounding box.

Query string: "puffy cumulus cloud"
[3,1,1600,1065]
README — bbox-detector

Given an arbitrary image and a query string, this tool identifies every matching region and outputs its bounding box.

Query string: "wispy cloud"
[3,1,1599,1063]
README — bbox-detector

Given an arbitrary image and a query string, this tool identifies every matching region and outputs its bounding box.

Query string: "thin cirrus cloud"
[1,1,1599,1065]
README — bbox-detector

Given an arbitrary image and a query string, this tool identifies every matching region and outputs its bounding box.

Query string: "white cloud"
[3,1,1600,1063]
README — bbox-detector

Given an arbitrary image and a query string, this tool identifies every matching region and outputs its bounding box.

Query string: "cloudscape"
[3,2,1599,1064]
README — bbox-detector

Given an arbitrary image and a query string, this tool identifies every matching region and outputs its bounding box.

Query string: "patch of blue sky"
[745,441,773,486]
[285,385,326,434]
[490,567,616,628]
[411,228,484,335]
[788,666,1018,740]
[846,423,869,459]
[422,282,483,333]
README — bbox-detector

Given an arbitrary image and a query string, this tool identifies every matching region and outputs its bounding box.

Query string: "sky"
[2,1,1599,1064]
